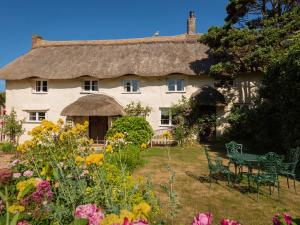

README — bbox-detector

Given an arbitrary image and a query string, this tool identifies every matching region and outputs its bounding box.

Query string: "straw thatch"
[0,34,211,80]
[61,94,125,116]
[191,85,226,106]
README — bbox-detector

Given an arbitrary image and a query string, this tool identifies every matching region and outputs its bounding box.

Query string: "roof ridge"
[32,34,202,49]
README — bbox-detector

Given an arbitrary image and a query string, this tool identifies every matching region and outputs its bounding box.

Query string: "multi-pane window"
[83,80,99,92]
[160,108,174,126]
[35,80,48,93]
[167,80,184,92]
[29,112,46,122]
[123,80,140,93]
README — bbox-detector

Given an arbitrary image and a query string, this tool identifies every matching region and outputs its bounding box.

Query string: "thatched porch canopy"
[191,85,226,107]
[61,94,125,117]
[0,34,211,80]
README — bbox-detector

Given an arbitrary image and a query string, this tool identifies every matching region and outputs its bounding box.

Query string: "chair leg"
[277,181,280,198]
[287,176,290,188]
[257,183,259,201]
[269,185,272,195]
[209,172,212,189]
[293,177,296,193]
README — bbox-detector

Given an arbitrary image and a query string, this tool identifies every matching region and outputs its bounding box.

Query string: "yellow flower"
[113,132,125,140]
[16,178,41,200]
[17,140,34,153]
[105,144,113,153]
[8,204,25,214]
[75,156,85,164]
[140,143,147,150]
[40,167,47,176]
[85,153,104,166]
[120,209,134,222]
[101,214,122,225]
[85,187,93,194]
[133,202,151,219]
[162,130,172,140]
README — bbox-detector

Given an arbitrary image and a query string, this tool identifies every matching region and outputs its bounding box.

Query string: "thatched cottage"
[0,12,261,142]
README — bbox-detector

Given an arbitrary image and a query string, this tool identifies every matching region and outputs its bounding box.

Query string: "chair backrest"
[204,146,214,169]
[261,152,283,173]
[258,156,277,178]
[287,147,300,163]
[225,141,243,155]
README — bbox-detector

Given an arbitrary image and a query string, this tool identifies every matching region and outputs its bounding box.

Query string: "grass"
[134,144,300,225]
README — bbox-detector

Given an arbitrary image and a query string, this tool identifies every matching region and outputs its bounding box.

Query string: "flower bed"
[0,120,158,225]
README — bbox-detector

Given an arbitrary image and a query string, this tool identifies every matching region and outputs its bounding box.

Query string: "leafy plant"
[106,116,154,146]
[0,142,16,153]
[124,102,152,117]
[3,110,24,144]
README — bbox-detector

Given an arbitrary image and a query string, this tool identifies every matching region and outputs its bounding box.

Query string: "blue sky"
[0,0,228,91]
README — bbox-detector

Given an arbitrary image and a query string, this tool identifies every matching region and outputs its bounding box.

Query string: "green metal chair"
[226,141,243,175]
[279,147,300,192]
[204,145,231,188]
[250,153,282,200]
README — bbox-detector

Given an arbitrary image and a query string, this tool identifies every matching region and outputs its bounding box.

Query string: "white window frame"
[160,108,174,126]
[167,79,185,93]
[28,111,46,123]
[82,80,99,93]
[33,80,48,93]
[123,80,140,93]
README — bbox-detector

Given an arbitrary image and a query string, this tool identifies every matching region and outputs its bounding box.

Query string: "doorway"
[89,116,108,143]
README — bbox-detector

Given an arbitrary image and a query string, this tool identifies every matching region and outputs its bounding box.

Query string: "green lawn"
[134,144,300,225]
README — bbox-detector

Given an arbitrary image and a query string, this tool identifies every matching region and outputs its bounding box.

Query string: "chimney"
[32,35,43,48]
[187,11,196,35]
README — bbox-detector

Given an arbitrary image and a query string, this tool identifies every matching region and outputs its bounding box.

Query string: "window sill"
[121,92,141,94]
[166,91,186,94]
[80,91,99,94]
[159,124,174,127]
[32,92,48,94]
[25,121,43,124]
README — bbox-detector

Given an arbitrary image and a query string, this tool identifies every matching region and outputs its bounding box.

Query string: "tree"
[0,92,5,107]
[3,109,24,144]
[200,4,300,77]
[124,101,152,117]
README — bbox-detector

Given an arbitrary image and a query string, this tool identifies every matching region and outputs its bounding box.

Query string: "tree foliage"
[3,109,24,144]
[200,4,300,77]
[124,101,152,117]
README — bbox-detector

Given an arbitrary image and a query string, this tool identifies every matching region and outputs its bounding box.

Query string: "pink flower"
[75,204,104,225]
[10,159,20,167]
[192,213,213,225]
[23,170,33,177]
[17,221,31,225]
[13,173,21,178]
[283,213,293,225]
[122,218,148,225]
[220,218,241,225]
[273,213,293,225]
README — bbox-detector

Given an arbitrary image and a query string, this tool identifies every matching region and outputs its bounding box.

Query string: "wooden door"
[89,116,108,142]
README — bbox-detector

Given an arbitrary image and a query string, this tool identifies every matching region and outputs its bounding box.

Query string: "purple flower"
[273,213,294,225]
[10,159,20,167]
[17,221,31,225]
[283,213,293,225]
[192,213,213,225]
[31,180,53,203]
[13,173,22,178]
[23,170,33,177]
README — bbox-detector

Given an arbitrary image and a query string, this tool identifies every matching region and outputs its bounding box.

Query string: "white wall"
[6,74,262,142]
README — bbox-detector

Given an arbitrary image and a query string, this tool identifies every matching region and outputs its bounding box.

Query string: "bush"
[106,116,154,146]
[0,141,16,153]
[106,144,144,172]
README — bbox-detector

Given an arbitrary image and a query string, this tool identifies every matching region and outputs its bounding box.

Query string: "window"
[167,80,184,92]
[123,80,140,93]
[160,108,174,126]
[83,80,99,92]
[28,112,46,122]
[35,80,48,93]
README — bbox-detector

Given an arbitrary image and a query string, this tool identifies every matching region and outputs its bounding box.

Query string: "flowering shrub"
[273,213,296,225]
[0,119,159,225]
[220,218,241,225]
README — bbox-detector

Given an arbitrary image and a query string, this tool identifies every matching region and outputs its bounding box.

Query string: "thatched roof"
[0,34,211,80]
[191,85,226,107]
[61,94,125,116]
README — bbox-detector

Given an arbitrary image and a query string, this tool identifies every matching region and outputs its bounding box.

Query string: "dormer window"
[167,79,184,92]
[123,80,140,93]
[83,80,99,93]
[35,80,48,93]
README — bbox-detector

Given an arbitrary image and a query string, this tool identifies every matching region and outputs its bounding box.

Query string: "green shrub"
[0,141,16,153]
[106,116,154,146]
[107,144,144,172]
